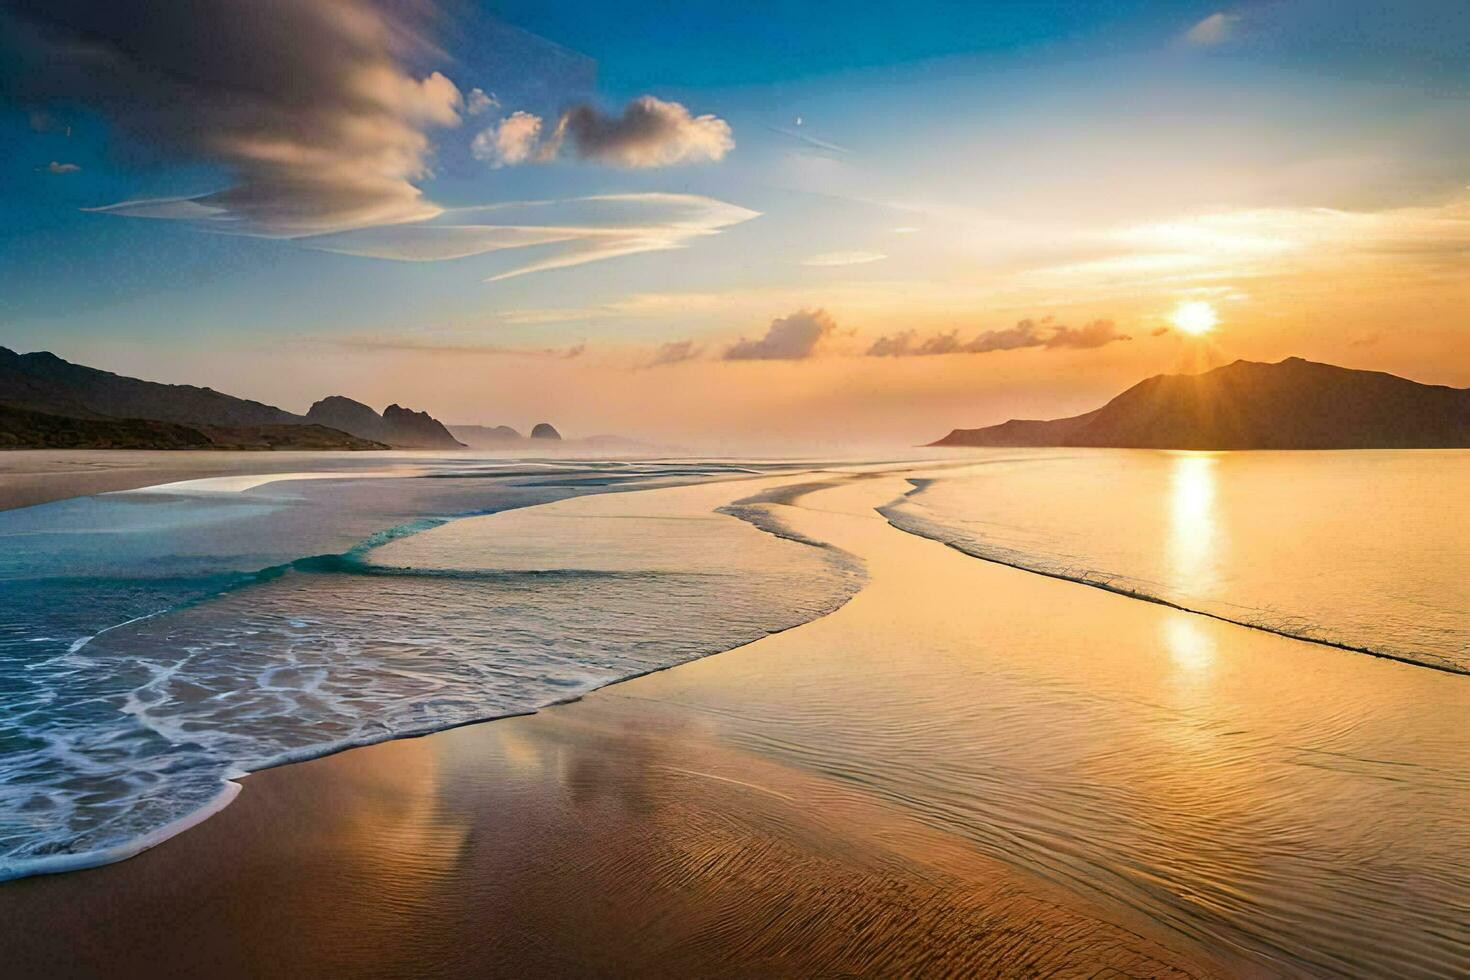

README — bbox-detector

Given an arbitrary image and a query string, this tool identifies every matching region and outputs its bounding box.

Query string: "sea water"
[0,458,860,878]
[883,449,1470,672]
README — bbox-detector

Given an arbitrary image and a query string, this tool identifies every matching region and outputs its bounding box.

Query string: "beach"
[3,466,1465,976]
[0,450,430,512]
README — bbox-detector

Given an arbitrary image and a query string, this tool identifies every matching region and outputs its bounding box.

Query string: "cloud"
[297,193,760,282]
[544,96,733,168]
[1184,12,1238,46]
[766,124,851,156]
[3,3,744,281]
[801,250,886,267]
[41,161,80,174]
[334,335,588,358]
[468,96,733,170]
[866,318,1130,357]
[1151,326,1171,336]
[1046,319,1131,348]
[725,309,837,361]
[3,0,462,235]
[471,111,543,168]
[466,88,498,116]
[647,340,704,367]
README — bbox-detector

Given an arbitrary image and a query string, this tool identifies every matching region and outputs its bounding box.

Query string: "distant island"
[931,357,1470,450]
[449,422,562,448]
[448,423,666,454]
[0,347,469,450]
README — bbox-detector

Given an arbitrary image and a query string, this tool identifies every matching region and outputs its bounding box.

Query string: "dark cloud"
[1151,326,1171,336]
[2,0,462,235]
[867,318,1129,357]
[725,309,837,361]
[647,340,704,367]
[544,96,733,168]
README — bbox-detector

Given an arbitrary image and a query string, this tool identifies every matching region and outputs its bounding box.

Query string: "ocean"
[0,449,1466,974]
[0,458,860,878]
[884,449,1469,673]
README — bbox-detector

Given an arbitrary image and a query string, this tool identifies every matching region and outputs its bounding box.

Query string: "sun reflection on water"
[1167,453,1220,593]
[1163,615,1216,674]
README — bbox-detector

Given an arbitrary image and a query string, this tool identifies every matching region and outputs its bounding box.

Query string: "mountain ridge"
[0,347,460,450]
[931,358,1470,450]
[306,396,463,449]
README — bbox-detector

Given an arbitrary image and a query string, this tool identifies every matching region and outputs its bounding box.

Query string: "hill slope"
[305,397,463,449]
[0,403,386,451]
[931,358,1470,450]
[1,347,300,427]
[0,348,460,450]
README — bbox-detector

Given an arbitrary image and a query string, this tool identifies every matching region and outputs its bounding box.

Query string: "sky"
[2,0,1468,450]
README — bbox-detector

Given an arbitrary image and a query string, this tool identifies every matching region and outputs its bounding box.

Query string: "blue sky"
[2,1,1467,446]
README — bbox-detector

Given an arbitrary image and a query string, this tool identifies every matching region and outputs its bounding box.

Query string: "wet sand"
[0,695,1217,978]
[3,471,1465,977]
[0,450,428,511]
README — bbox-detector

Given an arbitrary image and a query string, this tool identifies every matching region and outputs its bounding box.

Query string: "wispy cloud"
[724,309,838,361]
[801,250,886,267]
[646,339,704,367]
[39,161,80,174]
[867,318,1130,357]
[1184,11,1239,46]
[766,123,851,156]
[298,193,760,282]
[333,335,589,358]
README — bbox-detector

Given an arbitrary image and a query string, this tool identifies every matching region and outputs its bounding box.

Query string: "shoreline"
[0,449,433,512]
[0,469,1232,977]
[0,471,865,884]
[2,467,1465,975]
[881,506,1470,676]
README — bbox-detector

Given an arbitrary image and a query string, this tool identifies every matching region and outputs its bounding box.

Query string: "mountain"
[305,396,391,442]
[1,347,299,427]
[530,422,562,440]
[382,404,464,448]
[0,403,386,451]
[1,347,460,450]
[306,397,463,449]
[931,358,1470,450]
[447,425,669,454]
[447,424,525,449]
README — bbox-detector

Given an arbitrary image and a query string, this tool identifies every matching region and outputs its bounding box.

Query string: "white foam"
[111,468,423,496]
[0,779,241,881]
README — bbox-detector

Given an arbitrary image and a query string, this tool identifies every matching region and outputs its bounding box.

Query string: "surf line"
[876,504,1468,678]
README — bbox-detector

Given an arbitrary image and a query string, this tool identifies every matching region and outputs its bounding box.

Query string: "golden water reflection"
[1163,615,1216,675]
[1167,453,1220,593]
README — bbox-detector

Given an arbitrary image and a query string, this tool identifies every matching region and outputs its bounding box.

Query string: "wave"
[0,476,865,881]
[879,480,1467,677]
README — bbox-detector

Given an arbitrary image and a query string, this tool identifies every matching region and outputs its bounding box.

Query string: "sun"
[1169,300,1219,336]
